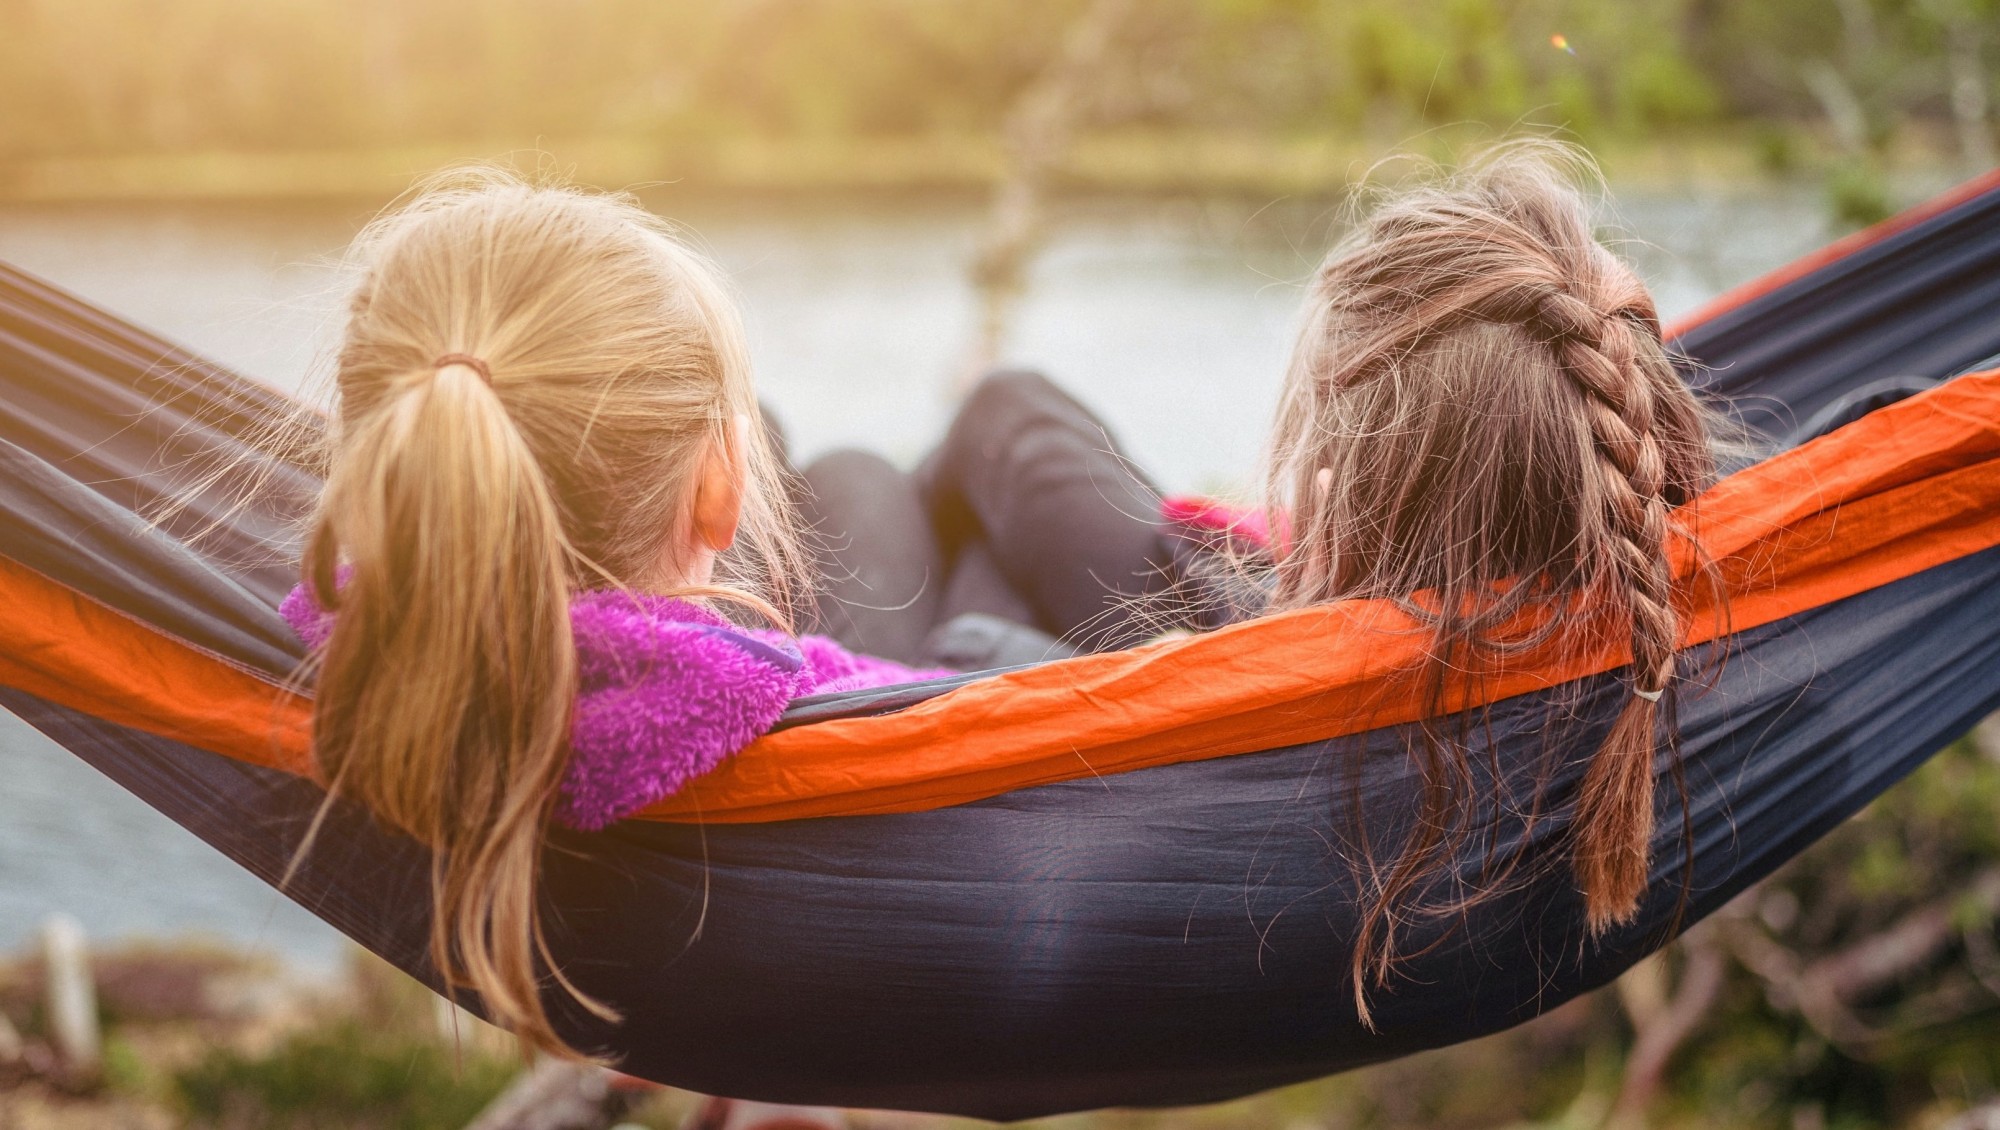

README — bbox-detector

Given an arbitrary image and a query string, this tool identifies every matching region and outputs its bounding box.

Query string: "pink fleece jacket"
[280,585,948,830]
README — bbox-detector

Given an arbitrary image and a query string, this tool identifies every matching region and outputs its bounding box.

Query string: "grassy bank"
[0,126,1971,206]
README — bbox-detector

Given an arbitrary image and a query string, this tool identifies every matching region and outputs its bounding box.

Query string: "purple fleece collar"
[280,584,944,830]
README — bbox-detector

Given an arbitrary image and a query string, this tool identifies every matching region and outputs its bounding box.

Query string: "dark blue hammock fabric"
[2,176,2000,1119]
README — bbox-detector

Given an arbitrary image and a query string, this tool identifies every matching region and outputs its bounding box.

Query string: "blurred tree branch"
[1725,865,2000,1056]
[961,0,1136,389]
[1608,918,1732,1128]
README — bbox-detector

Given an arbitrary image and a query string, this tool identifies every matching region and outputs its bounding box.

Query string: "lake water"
[0,181,1877,968]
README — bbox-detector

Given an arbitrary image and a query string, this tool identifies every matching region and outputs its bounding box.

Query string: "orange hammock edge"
[2,367,1997,824]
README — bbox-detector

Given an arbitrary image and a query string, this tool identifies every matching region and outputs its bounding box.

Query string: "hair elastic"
[432,353,493,385]
[1632,686,1665,703]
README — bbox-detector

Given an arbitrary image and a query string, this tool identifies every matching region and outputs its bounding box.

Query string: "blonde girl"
[283,170,940,1056]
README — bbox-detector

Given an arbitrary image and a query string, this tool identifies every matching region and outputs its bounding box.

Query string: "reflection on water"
[0,711,339,967]
[0,184,1842,964]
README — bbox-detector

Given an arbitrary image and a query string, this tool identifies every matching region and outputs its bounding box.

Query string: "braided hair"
[1266,141,1721,1016]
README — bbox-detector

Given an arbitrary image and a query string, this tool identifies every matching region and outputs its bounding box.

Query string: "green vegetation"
[0,0,1993,200]
[167,954,517,1130]
[1828,164,1896,226]
[171,1020,516,1130]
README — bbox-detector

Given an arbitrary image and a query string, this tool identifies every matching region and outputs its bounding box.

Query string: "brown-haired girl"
[1257,141,1719,999]
[281,170,944,1059]
[876,141,1725,1009]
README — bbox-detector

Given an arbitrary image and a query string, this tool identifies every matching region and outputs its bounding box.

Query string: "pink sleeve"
[1161,495,1277,551]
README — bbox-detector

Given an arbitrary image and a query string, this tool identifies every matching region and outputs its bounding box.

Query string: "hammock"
[3,171,2000,1120]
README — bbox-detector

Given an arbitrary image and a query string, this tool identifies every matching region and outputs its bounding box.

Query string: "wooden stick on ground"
[464,1058,629,1130]
[40,914,101,1089]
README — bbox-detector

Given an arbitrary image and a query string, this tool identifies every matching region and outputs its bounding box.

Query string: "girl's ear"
[692,414,750,553]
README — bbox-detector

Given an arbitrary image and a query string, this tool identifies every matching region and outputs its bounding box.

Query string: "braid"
[1268,141,1725,1017]
[1537,290,1682,932]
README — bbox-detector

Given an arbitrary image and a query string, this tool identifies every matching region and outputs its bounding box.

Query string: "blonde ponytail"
[308,357,598,1054]
[298,169,808,1056]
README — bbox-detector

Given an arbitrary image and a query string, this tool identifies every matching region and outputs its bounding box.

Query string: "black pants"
[796,366,1942,668]
[798,371,1177,665]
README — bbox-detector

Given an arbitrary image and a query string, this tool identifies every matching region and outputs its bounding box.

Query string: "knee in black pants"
[799,449,945,666]
[922,368,1173,651]
[961,368,1064,417]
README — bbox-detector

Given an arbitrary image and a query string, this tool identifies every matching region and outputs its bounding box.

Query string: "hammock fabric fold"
[3,172,2000,1119]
